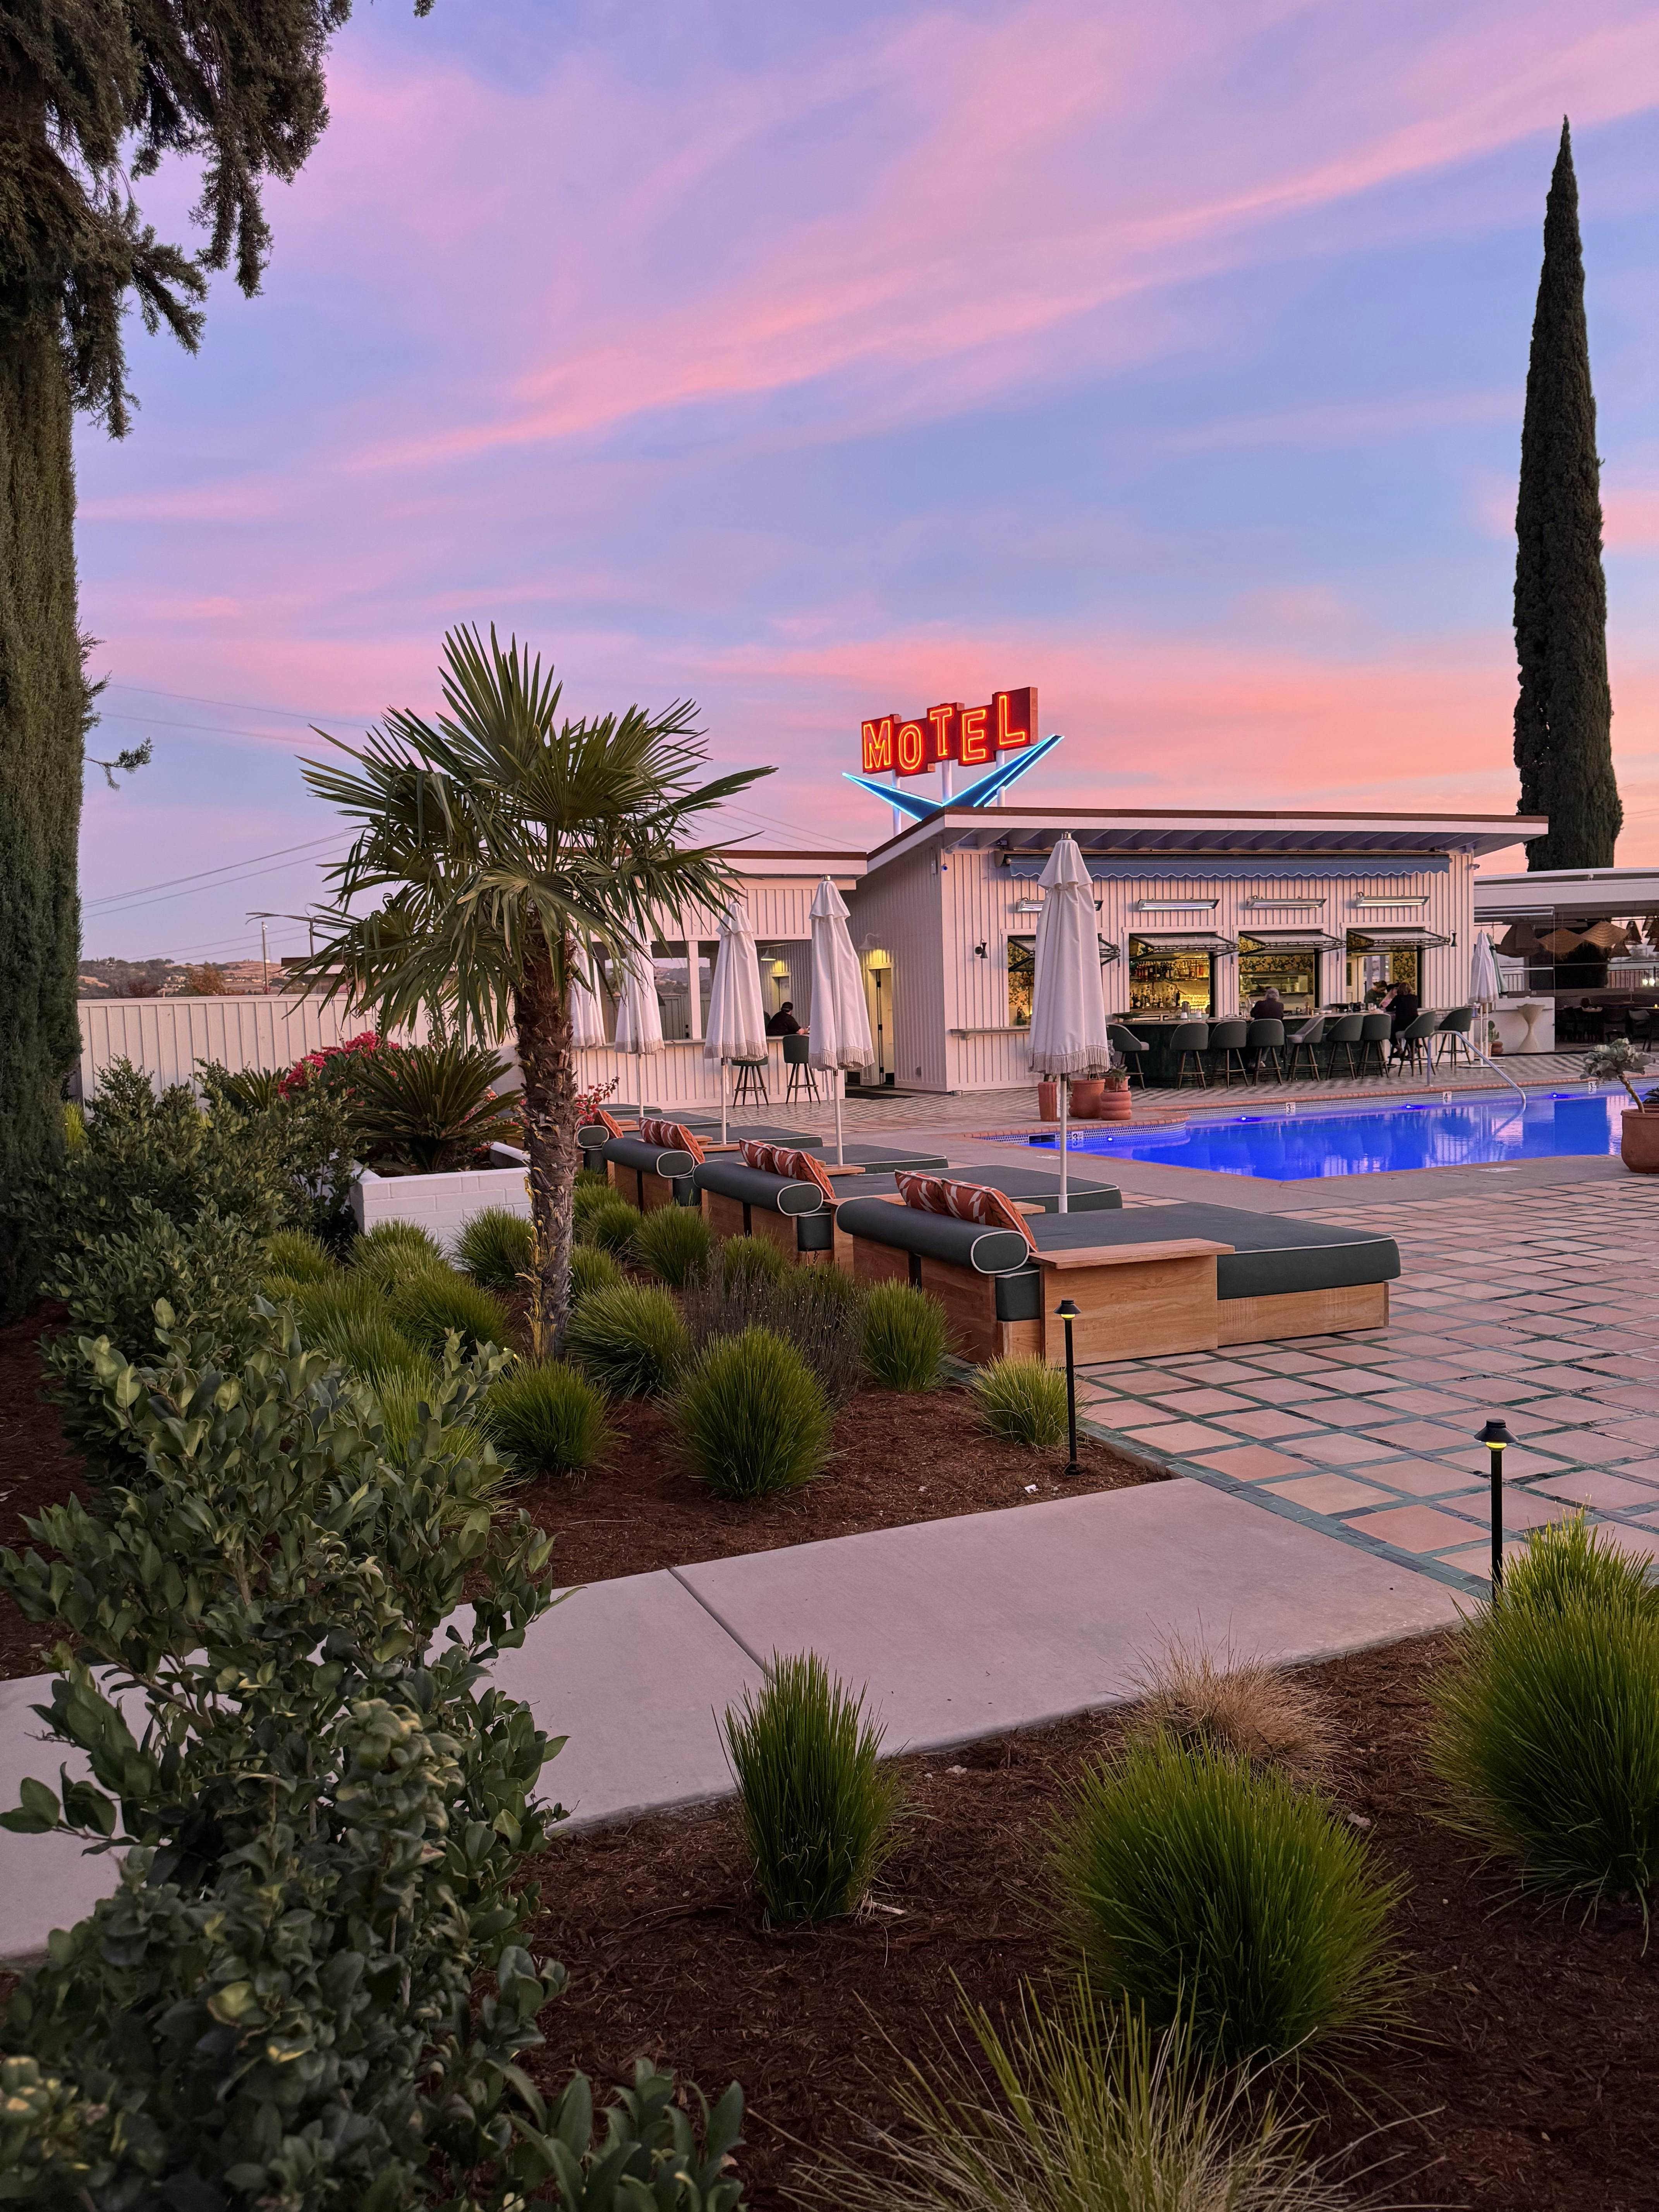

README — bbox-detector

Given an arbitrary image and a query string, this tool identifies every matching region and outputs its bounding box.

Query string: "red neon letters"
[862,687,1035,778]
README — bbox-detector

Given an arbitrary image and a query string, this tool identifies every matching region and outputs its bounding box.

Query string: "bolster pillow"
[835,1196,1030,1275]
[694,1159,824,1214]
[601,1136,695,1178]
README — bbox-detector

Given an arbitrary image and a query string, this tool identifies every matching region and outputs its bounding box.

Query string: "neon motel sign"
[860,687,1037,778]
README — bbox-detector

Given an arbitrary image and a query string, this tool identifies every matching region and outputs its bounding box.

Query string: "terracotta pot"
[1068,1078,1105,1120]
[1621,1108,1659,1173]
[1094,1084,1133,1122]
[1037,1080,1059,1121]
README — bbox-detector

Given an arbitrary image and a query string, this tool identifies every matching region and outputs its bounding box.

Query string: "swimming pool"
[991,1088,1632,1180]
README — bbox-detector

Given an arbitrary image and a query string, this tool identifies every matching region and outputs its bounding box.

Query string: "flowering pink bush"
[575,1077,620,1123]
[278,1030,397,1101]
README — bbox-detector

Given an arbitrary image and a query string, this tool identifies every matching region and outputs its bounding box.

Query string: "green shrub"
[309,1310,434,1393]
[579,1194,644,1256]
[264,1227,338,1286]
[809,1982,1353,2212]
[682,1262,866,1407]
[205,1065,285,1111]
[352,1219,449,1288]
[1054,1736,1400,2068]
[632,1204,713,1287]
[572,1171,615,1229]
[366,1367,496,1475]
[389,1267,513,1358]
[62,1101,86,1154]
[455,1204,534,1290]
[569,1243,625,1307]
[292,1270,388,1339]
[566,1283,689,1398]
[723,1651,898,1924]
[861,1283,948,1392]
[719,1233,789,1288]
[484,1361,613,1477]
[973,1355,1068,1448]
[1429,1524,1659,1910]
[675,1328,831,1501]
[348,1039,520,1173]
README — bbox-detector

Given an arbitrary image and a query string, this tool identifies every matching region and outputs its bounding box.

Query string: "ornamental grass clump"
[676,1328,831,1501]
[681,1259,866,1407]
[484,1361,613,1477]
[808,1982,1355,2212]
[719,1233,788,1288]
[631,1204,713,1288]
[579,1194,646,1257]
[454,1205,534,1291]
[1054,1736,1401,2069]
[389,1267,513,1358]
[306,1309,434,1394]
[973,1355,1068,1449]
[860,1283,947,1392]
[723,1651,898,1924]
[352,1218,448,1288]
[263,1227,338,1286]
[1429,1516,1659,1913]
[1128,1640,1335,1789]
[568,1243,625,1308]
[566,1283,689,1398]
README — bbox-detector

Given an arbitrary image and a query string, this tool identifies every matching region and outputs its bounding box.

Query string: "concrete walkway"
[0,1475,1462,1965]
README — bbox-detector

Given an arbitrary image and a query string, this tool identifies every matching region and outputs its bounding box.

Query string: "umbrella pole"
[721,1058,728,1146]
[835,1070,845,1166]
[1058,1077,1069,1214]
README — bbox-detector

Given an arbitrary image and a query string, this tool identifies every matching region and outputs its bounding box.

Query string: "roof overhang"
[1475,866,1659,919]
[863,807,1547,876]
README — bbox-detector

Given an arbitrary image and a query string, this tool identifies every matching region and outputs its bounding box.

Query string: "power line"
[87,709,367,745]
[100,680,376,723]
[87,848,347,921]
[84,833,344,910]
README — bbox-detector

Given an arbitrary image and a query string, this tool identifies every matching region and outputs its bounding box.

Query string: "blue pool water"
[995,1088,1632,1181]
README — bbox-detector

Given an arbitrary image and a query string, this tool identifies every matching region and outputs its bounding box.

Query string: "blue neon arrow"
[843,732,1064,821]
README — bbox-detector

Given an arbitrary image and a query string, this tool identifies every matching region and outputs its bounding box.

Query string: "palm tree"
[290,626,770,1338]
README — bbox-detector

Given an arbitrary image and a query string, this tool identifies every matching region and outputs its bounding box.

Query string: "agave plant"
[348,1041,521,1173]
[1583,1038,1651,1106]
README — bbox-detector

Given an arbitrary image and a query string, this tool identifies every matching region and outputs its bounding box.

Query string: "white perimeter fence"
[74,995,432,1098]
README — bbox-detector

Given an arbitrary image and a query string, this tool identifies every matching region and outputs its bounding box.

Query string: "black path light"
[1479,1417,1513,1589]
[1057,1298,1081,1481]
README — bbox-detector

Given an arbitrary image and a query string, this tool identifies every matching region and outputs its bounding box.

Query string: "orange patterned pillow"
[738,1139,836,1201]
[584,1107,626,1141]
[640,1116,706,1164]
[894,1171,1038,1253]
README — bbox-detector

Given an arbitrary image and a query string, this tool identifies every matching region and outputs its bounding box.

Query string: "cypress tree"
[1512,117,1621,871]
[0,3,430,1312]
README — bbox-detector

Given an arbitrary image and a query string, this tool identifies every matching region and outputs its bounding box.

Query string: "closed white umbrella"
[704,897,768,1143]
[567,944,605,1051]
[613,945,663,1114]
[1029,835,1111,1213]
[1469,929,1501,1063]
[807,876,874,1165]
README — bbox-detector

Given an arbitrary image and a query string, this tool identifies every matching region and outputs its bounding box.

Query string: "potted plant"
[1583,1041,1659,1172]
[1094,1058,1133,1123]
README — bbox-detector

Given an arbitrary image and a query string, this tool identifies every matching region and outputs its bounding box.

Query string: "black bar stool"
[1107,1024,1149,1087]
[782,1033,819,1101]
[731,1056,770,1106]
[1323,1012,1363,1077]
[1169,1020,1210,1088]
[1357,1012,1391,1076]
[1244,1018,1285,1084]
[1205,1019,1250,1085]
[1283,1015,1325,1080]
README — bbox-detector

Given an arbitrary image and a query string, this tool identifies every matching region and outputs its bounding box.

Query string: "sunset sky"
[76,0,1659,964]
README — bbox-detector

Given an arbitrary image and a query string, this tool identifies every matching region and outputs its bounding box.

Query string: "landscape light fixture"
[1478,1417,1513,1589]
[1056,1299,1081,1480]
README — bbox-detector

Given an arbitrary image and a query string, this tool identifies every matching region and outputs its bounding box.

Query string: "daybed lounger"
[835,1188,1398,1364]
[690,1151,830,1261]
[578,1123,696,1211]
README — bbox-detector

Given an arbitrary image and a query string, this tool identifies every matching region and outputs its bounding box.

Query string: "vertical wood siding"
[843,850,947,1087]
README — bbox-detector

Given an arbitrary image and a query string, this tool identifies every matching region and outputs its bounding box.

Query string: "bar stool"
[1169,1020,1210,1088]
[1283,1015,1325,1081]
[730,1056,770,1106]
[1390,1011,1442,1077]
[1357,1012,1391,1077]
[1107,1024,1149,1086]
[782,1032,819,1102]
[1434,1006,1477,1068]
[1204,1020,1250,1085]
[1244,1018,1285,1084]
[1323,1012,1364,1078]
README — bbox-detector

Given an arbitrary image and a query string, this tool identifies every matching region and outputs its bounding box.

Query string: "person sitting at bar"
[1250,985,1286,1020]
[1386,980,1420,1033]
[765,1000,801,1036]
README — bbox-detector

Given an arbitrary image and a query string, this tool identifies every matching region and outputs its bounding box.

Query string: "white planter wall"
[353,1150,531,1246]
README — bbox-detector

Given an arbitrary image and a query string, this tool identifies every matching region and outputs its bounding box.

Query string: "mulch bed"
[524,1630,1659,2212]
[0,1310,84,1681]
[513,1384,1156,1585]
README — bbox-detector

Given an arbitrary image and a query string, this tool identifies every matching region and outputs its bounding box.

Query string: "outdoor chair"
[1389,1011,1443,1077]
[1283,1015,1324,1081]
[1205,1019,1250,1085]
[730,1056,770,1106]
[1630,1010,1655,1044]
[1169,1020,1210,1088]
[1107,1024,1149,1086]
[1357,1011,1392,1077]
[1434,1006,1478,1068]
[781,1032,819,1102]
[1323,1012,1364,1078]
[1244,1017,1285,1084]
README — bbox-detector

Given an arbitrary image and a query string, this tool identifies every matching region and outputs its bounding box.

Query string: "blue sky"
[75,0,1659,963]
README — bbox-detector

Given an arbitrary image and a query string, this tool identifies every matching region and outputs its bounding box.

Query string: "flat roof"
[1476,864,1659,917]
[863,805,1548,874]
